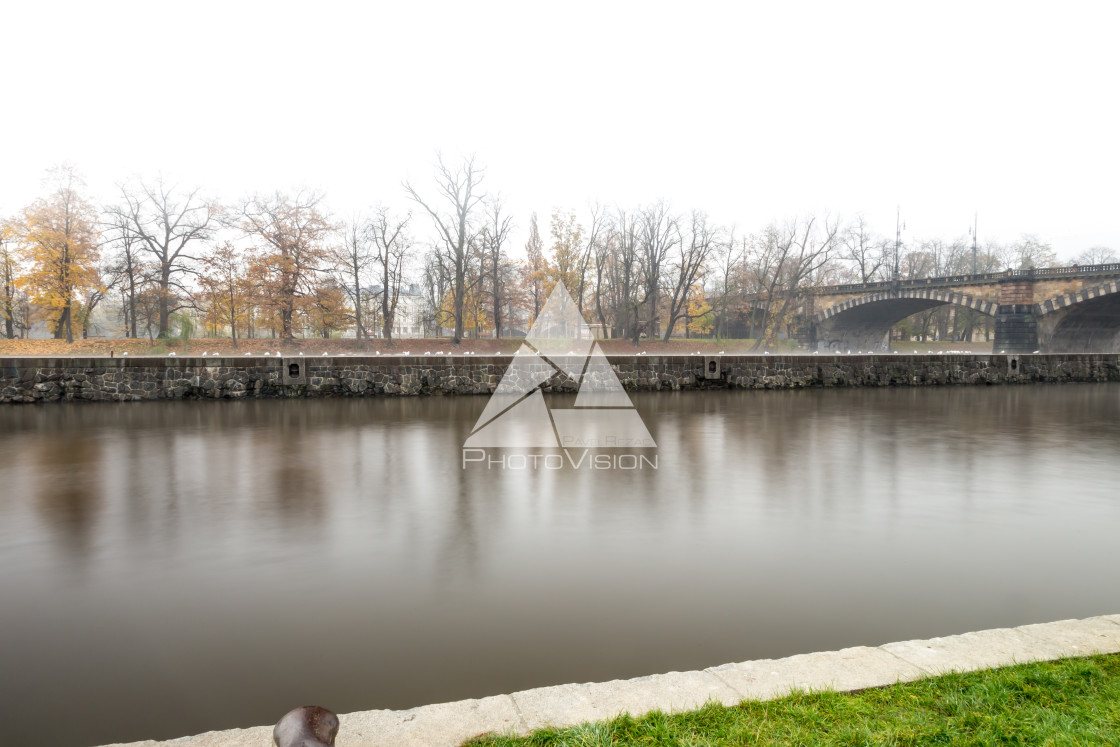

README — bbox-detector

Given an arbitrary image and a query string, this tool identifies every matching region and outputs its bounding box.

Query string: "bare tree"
[102,209,146,337]
[841,214,884,282]
[749,215,839,350]
[662,210,721,341]
[607,208,642,342]
[111,176,218,338]
[404,153,485,344]
[335,217,376,344]
[575,202,606,317]
[370,207,412,343]
[711,231,745,339]
[591,213,617,336]
[1077,246,1117,265]
[481,197,513,338]
[636,201,679,342]
[898,246,935,279]
[78,259,117,338]
[420,247,451,336]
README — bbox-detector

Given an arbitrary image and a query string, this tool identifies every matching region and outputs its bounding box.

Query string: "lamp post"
[970,213,979,275]
[893,207,904,281]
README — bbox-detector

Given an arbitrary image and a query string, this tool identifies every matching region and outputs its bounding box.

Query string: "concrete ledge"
[707,645,929,699]
[510,670,743,732]
[882,616,1120,675]
[337,695,523,747]
[99,614,1120,747]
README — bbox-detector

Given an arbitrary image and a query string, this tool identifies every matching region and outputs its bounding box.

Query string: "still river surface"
[2,386,1119,746]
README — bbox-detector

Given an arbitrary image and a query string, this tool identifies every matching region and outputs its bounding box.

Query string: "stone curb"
[99,614,1120,747]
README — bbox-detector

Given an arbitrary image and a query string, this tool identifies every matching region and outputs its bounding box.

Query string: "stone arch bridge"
[764,264,1120,353]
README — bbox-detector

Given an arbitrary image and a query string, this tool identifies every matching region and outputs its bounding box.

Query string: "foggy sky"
[2,0,1117,261]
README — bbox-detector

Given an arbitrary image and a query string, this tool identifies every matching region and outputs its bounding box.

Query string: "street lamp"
[970,213,979,275]
[893,207,905,281]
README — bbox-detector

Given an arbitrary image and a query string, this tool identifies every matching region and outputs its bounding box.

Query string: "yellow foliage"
[198,241,253,341]
[438,286,491,336]
[306,280,351,337]
[686,287,715,335]
[549,210,583,294]
[12,169,101,341]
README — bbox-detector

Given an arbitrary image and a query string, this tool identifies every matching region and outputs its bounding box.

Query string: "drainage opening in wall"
[1011,359,1018,370]
[288,363,300,377]
[703,356,721,379]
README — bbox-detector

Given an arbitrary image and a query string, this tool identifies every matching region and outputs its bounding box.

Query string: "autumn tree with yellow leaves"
[306,278,351,338]
[199,241,252,346]
[235,191,334,339]
[1,222,20,338]
[13,165,102,343]
[524,212,550,322]
[436,284,490,337]
[549,210,583,296]
[685,287,715,336]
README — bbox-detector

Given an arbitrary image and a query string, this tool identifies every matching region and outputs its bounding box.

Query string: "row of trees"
[2,160,1116,347]
[1,167,369,344]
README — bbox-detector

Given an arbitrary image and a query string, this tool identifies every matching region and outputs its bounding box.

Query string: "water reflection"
[0,386,1119,746]
[34,433,103,563]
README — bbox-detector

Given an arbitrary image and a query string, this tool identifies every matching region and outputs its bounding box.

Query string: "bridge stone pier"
[802,264,1120,354]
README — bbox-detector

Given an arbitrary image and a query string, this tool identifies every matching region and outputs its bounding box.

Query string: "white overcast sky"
[2,0,1118,261]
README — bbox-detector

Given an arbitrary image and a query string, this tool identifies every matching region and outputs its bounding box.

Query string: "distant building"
[345,283,428,339]
[389,283,426,338]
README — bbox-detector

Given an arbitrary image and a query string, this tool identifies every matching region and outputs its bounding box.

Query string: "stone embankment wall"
[1,354,1118,403]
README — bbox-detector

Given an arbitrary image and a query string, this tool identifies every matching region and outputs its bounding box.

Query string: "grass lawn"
[467,654,1120,746]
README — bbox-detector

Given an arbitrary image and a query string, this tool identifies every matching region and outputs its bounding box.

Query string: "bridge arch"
[1035,279,1120,353]
[1034,279,1120,317]
[815,289,998,324]
[812,289,998,352]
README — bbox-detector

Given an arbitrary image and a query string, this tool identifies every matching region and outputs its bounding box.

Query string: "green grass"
[466,654,1120,746]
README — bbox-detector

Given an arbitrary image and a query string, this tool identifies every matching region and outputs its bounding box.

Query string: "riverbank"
[472,652,1120,746]
[1,353,1117,403]
[0,337,806,358]
[98,614,1120,747]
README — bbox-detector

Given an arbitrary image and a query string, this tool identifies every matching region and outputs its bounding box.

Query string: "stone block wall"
[1,354,1118,404]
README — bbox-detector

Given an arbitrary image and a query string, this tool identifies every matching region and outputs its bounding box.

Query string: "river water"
[1,386,1119,746]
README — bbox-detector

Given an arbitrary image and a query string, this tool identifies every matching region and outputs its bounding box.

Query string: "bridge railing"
[807,263,1120,296]
[1032,263,1120,276]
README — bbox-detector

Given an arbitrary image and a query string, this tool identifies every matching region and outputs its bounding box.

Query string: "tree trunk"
[229,285,239,349]
[492,261,501,340]
[354,272,364,344]
[452,260,465,344]
[53,308,67,339]
[282,305,294,339]
[382,261,393,344]
[2,288,13,339]
[2,268,13,338]
[127,257,138,338]
[157,266,172,338]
